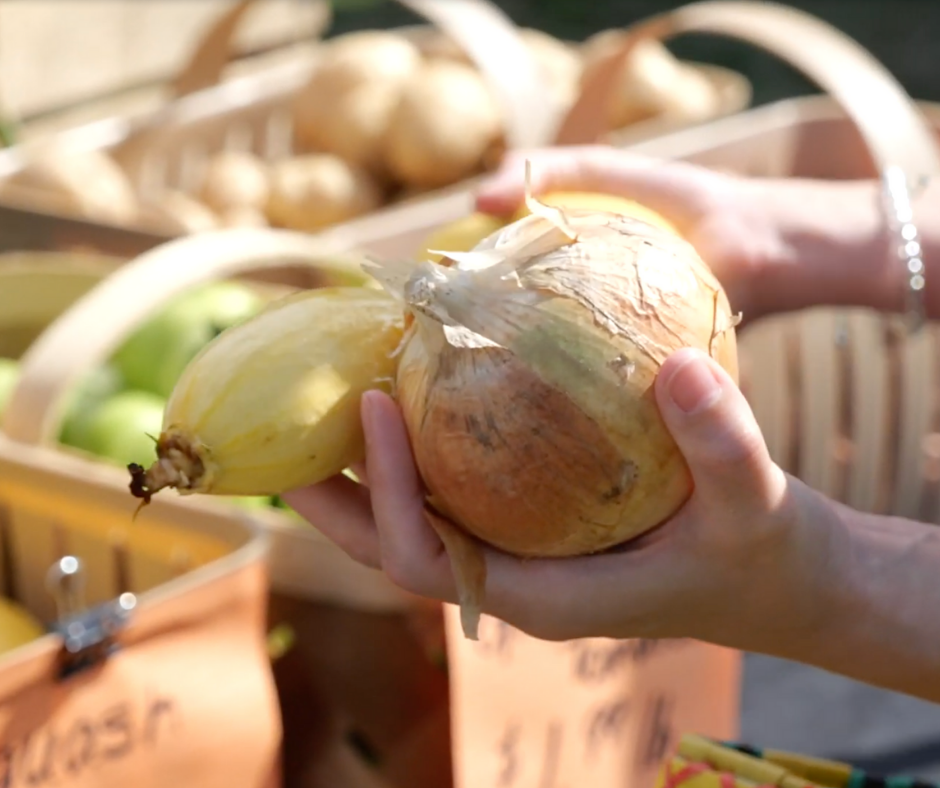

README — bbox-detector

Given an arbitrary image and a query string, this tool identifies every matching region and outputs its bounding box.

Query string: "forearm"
[754,499,940,702]
[750,177,940,320]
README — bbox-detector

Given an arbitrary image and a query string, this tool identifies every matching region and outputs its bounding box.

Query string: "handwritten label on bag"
[0,689,178,788]
[0,618,281,788]
[445,606,742,788]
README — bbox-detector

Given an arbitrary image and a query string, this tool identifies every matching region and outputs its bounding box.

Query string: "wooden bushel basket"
[0,0,751,256]
[0,244,416,788]
[0,0,561,249]
[0,437,281,788]
[0,233,458,788]
[573,1,940,524]
[0,253,280,788]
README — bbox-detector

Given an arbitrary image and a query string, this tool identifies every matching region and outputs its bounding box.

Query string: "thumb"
[655,347,782,510]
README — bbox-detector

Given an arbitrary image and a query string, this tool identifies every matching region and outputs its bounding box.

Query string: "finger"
[282,475,382,569]
[475,146,711,228]
[357,390,695,637]
[654,347,785,511]
[474,145,613,214]
[349,461,369,486]
[360,390,454,595]
[456,538,689,641]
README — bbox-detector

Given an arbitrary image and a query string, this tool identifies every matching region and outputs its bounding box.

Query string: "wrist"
[695,474,850,657]
[736,478,851,655]
[817,507,940,698]
[745,177,895,319]
[744,493,940,701]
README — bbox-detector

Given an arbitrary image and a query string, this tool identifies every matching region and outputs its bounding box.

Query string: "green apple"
[73,389,166,468]
[0,357,19,419]
[268,494,305,522]
[224,495,274,511]
[177,280,266,330]
[59,363,126,448]
[112,281,264,398]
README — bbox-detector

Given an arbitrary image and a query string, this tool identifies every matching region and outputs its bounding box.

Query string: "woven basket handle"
[555,0,940,182]
[555,2,940,522]
[1,227,372,446]
[171,0,558,149]
[170,0,332,98]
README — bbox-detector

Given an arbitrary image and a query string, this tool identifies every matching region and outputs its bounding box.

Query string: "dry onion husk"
[365,163,741,639]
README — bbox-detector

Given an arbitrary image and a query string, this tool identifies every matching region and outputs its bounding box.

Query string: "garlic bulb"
[366,164,740,637]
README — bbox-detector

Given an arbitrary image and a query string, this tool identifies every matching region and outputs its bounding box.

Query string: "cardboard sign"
[0,563,281,788]
[445,606,741,788]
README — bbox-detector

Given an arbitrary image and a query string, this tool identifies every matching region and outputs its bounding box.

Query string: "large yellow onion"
[366,168,740,637]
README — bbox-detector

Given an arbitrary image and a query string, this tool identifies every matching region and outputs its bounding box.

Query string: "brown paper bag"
[0,566,281,788]
[445,607,740,788]
[0,437,282,788]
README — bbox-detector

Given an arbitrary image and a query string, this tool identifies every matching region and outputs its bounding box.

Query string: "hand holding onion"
[283,347,834,649]
[476,145,909,324]
[283,158,830,647]
[129,153,826,645]
[476,145,772,320]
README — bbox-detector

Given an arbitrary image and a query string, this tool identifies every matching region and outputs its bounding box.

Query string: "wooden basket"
[0,394,280,786]
[0,0,559,245]
[0,250,450,787]
[164,0,752,151]
[0,0,750,255]
[575,1,940,525]
[0,234,419,614]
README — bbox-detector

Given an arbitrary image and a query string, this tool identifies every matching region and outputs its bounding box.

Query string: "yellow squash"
[129,287,404,501]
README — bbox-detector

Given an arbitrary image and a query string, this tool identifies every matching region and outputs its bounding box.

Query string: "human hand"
[476,144,901,323]
[475,145,784,322]
[283,346,842,650]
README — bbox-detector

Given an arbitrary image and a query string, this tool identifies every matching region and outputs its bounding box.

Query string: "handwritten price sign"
[445,607,741,788]
[0,598,280,788]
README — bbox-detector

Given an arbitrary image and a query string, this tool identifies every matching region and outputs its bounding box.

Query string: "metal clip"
[45,556,137,680]
[881,166,928,333]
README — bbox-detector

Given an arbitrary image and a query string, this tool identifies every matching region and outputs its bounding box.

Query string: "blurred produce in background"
[0,271,304,516]
[330,0,938,107]
[0,0,750,237]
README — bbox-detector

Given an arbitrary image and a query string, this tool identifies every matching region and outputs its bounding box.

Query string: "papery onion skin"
[391,208,739,558]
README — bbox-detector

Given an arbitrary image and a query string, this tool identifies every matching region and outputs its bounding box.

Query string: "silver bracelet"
[881,165,928,333]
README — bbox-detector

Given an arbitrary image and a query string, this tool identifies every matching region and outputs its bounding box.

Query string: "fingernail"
[360,390,381,438]
[668,355,722,414]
